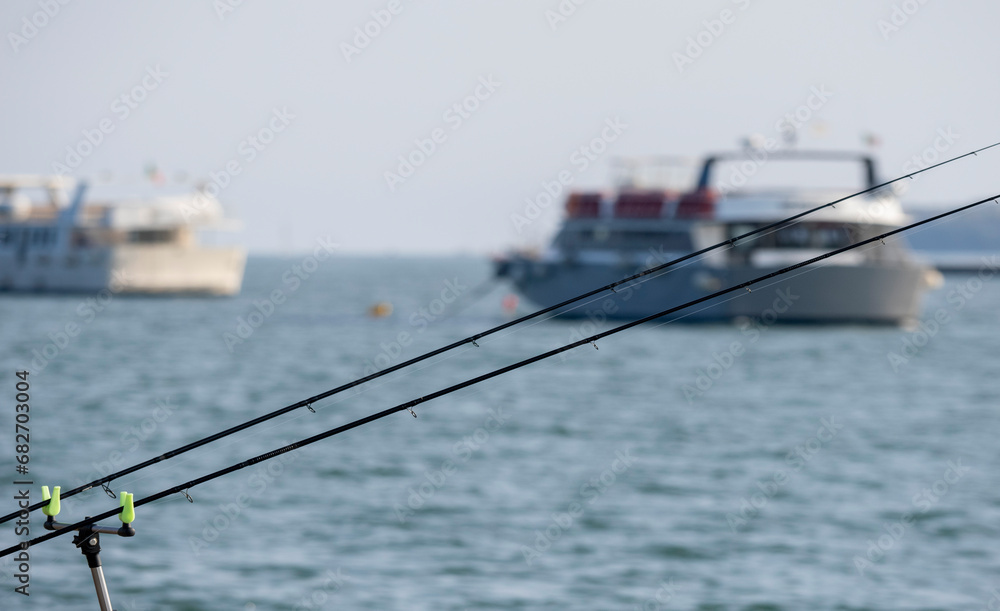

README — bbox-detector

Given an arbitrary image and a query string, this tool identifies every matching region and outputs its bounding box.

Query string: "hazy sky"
[3,1,998,254]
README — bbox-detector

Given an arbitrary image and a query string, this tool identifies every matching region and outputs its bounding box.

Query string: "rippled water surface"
[0,255,998,610]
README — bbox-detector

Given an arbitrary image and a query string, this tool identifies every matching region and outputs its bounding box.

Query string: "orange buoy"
[368,302,394,318]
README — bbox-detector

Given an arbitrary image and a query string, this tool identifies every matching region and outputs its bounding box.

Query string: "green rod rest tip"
[119,492,135,524]
[42,486,60,517]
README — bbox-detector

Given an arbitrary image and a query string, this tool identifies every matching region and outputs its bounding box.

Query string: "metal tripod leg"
[89,565,113,611]
[75,529,114,611]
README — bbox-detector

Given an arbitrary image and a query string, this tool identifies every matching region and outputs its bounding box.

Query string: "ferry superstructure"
[0,175,245,295]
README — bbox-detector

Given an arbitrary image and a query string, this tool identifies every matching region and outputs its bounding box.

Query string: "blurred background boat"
[0,175,245,295]
[496,150,940,324]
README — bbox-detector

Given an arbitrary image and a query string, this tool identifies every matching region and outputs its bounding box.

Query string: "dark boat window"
[558,228,692,251]
[128,229,175,244]
[607,230,692,251]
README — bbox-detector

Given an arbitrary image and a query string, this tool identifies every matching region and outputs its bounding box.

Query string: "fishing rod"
[0,140,995,528]
[6,190,998,558]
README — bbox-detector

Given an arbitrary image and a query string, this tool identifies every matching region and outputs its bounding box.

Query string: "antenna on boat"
[740,134,768,151]
[2,140,999,530]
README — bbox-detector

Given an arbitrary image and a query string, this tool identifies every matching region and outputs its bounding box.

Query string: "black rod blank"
[2,142,995,528]
[4,191,996,558]
[2,141,996,529]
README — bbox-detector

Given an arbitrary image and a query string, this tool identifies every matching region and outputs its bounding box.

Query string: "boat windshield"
[702,152,876,194]
[728,222,857,250]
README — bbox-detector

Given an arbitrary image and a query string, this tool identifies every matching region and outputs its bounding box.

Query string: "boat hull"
[0,246,246,295]
[500,257,930,325]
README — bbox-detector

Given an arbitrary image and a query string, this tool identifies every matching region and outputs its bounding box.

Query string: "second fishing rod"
[5,189,998,558]
[2,141,996,527]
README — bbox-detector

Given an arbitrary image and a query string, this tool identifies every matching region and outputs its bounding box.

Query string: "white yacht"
[496,151,939,324]
[0,175,245,295]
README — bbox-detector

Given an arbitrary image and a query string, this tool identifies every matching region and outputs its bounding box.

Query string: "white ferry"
[0,175,245,295]
[496,151,939,324]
